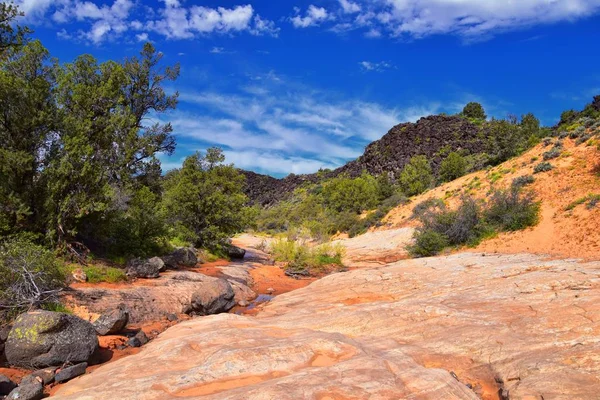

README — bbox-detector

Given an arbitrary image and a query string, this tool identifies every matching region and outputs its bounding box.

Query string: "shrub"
[412,198,446,219]
[534,162,553,174]
[542,148,561,160]
[542,137,553,147]
[83,265,127,283]
[485,188,540,231]
[565,194,600,211]
[270,239,345,275]
[0,239,66,321]
[320,173,379,213]
[399,155,434,196]
[439,152,468,183]
[407,230,449,257]
[512,175,535,189]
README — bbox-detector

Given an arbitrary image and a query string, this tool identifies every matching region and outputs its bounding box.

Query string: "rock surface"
[92,307,129,336]
[54,253,600,399]
[65,271,255,324]
[5,311,98,368]
[126,257,164,279]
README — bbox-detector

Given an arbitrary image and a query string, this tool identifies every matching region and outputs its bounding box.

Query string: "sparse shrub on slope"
[534,162,553,174]
[485,187,540,231]
[408,187,540,257]
[0,238,66,321]
[512,175,535,189]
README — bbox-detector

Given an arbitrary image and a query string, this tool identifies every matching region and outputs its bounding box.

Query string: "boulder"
[24,368,57,386]
[5,311,99,368]
[166,313,178,322]
[0,374,17,395]
[185,279,236,316]
[127,330,148,348]
[93,306,129,336]
[0,324,10,356]
[223,244,246,259]
[126,257,163,279]
[6,379,43,400]
[161,248,197,270]
[55,363,87,383]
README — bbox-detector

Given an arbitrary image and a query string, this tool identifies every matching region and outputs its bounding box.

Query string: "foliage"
[511,175,535,189]
[399,155,433,196]
[462,102,487,120]
[408,187,539,257]
[0,238,65,321]
[534,162,553,174]
[162,148,254,250]
[485,187,540,231]
[439,152,467,183]
[321,173,379,213]
[542,147,561,161]
[270,239,345,275]
[0,2,28,56]
[564,194,600,211]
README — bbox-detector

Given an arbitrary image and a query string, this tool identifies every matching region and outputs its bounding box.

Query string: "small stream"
[233,294,274,315]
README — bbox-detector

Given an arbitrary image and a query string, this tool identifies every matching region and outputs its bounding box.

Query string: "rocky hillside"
[243,115,485,205]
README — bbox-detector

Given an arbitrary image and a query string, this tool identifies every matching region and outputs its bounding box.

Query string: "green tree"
[399,155,433,196]
[44,43,178,251]
[439,152,467,183]
[0,40,56,236]
[162,148,253,249]
[462,102,487,120]
[320,173,379,213]
[0,2,28,56]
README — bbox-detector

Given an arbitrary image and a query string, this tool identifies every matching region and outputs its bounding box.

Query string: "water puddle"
[233,294,274,315]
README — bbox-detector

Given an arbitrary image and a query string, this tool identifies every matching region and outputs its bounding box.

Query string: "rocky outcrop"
[55,363,87,383]
[64,271,255,324]
[161,247,197,270]
[92,306,129,336]
[6,378,43,400]
[184,279,236,316]
[242,115,486,205]
[5,311,98,369]
[223,244,246,259]
[54,253,600,399]
[126,257,164,279]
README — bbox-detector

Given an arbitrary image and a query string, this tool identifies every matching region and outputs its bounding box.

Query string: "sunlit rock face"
[55,253,600,400]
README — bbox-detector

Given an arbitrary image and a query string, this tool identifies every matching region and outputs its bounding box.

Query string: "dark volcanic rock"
[242,115,485,205]
[185,279,236,316]
[93,306,129,336]
[223,244,246,259]
[55,362,87,383]
[0,374,17,395]
[162,247,198,270]
[24,367,57,386]
[6,379,43,400]
[5,311,99,368]
[126,257,164,279]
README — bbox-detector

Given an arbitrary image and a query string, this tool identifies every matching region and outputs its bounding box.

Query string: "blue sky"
[14,0,600,177]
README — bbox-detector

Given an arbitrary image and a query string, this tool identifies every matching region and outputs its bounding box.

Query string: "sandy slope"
[383,138,600,260]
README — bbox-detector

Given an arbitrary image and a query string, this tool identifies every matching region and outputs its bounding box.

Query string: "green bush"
[542,148,561,160]
[0,239,66,321]
[511,175,535,189]
[408,187,539,257]
[399,155,433,196]
[534,162,553,174]
[270,239,345,275]
[439,152,467,183]
[485,188,540,231]
[320,173,379,213]
[407,230,449,257]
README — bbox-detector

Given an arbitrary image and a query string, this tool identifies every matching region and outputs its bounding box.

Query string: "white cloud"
[359,61,394,72]
[135,32,149,42]
[295,0,600,40]
[16,0,278,44]
[338,0,361,14]
[291,5,331,28]
[225,150,340,175]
